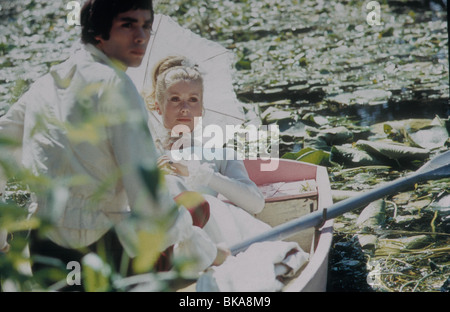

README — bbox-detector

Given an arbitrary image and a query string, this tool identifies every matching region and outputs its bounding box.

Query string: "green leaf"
[355,140,430,161]
[330,145,386,167]
[82,253,111,292]
[132,229,165,274]
[282,147,315,160]
[297,149,330,165]
[282,147,330,166]
[306,126,354,145]
[139,164,163,200]
[0,135,20,147]
[235,58,252,70]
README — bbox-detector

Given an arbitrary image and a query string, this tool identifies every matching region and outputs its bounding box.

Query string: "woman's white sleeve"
[210,160,265,214]
[186,159,265,214]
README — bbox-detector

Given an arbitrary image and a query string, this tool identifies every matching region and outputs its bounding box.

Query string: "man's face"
[95,9,153,68]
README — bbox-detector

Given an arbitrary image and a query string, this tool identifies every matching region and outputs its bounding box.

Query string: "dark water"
[324,99,450,127]
[326,234,374,292]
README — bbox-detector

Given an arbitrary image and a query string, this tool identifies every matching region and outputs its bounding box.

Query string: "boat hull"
[244,159,334,292]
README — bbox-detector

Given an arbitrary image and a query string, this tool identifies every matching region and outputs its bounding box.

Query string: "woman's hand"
[157,155,189,177]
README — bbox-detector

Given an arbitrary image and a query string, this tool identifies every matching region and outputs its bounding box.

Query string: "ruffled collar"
[156,122,204,152]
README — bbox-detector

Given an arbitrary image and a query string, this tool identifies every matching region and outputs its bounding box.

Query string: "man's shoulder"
[77,52,122,84]
[26,45,141,106]
[54,46,129,86]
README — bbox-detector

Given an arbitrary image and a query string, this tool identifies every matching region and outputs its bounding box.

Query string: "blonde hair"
[143,55,204,112]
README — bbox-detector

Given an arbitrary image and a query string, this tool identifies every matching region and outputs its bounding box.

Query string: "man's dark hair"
[80,0,153,45]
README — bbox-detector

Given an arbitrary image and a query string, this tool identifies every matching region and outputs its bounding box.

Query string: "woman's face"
[157,80,203,132]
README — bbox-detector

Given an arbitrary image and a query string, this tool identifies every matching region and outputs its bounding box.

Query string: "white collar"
[84,44,128,72]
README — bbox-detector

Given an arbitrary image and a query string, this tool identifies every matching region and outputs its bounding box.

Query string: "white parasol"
[128,14,245,145]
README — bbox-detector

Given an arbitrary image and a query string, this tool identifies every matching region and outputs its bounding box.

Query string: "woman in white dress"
[143,55,271,248]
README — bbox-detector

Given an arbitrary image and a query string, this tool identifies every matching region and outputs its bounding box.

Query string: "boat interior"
[179,158,334,292]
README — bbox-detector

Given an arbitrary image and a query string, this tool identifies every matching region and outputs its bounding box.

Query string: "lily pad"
[405,119,449,150]
[374,117,450,149]
[356,199,386,230]
[280,121,307,139]
[394,214,422,224]
[430,194,450,215]
[301,113,329,126]
[306,126,354,146]
[327,89,392,106]
[281,147,330,166]
[260,106,292,123]
[303,134,330,151]
[330,145,386,167]
[355,139,430,161]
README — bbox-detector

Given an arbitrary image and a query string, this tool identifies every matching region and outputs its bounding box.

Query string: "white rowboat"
[179,158,334,292]
[244,158,333,292]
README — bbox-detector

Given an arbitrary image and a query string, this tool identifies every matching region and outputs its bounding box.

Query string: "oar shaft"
[231,170,432,255]
[325,172,425,220]
[230,210,323,255]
